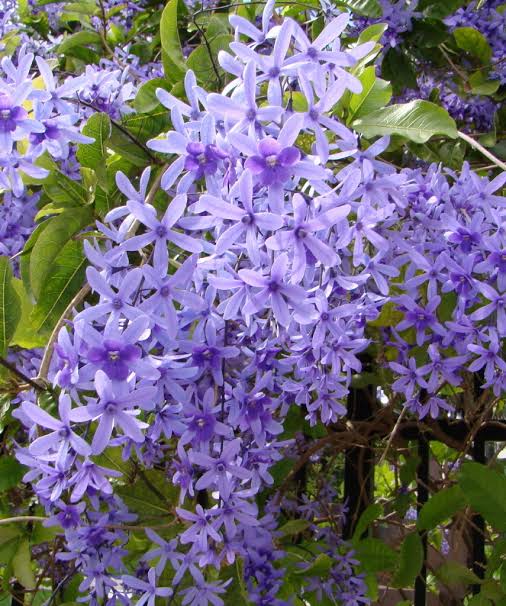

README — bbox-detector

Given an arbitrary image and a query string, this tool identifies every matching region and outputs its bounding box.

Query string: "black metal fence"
[343,385,506,606]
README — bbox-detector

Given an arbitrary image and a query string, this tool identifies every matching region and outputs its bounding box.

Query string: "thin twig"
[378,406,407,465]
[0,516,47,525]
[458,131,506,171]
[36,284,91,384]
[37,163,169,384]
[0,357,46,393]
[72,97,161,165]
[192,14,222,89]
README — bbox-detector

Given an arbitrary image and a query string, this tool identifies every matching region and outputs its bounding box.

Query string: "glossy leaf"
[352,100,458,143]
[0,257,21,357]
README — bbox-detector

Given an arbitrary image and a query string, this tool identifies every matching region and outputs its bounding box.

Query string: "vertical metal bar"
[415,434,429,606]
[471,436,486,593]
[343,381,375,539]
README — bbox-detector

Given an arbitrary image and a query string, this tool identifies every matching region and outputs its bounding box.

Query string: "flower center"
[108,350,120,361]
[265,154,278,167]
[105,401,117,414]
[294,226,307,239]
[112,297,122,310]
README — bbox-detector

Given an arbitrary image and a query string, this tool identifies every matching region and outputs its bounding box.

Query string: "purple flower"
[245,136,300,187]
[207,60,283,136]
[121,194,202,266]
[77,316,159,382]
[85,371,155,453]
[123,568,172,606]
[184,141,228,178]
[471,282,506,335]
[239,253,309,326]
[190,438,251,499]
[177,504,222,551]
[468,331,506,382]
[196,170,284,263]
[23,395,91,461]
[266,193,349,282]
[390,358,428,399]
[395,295,446,346]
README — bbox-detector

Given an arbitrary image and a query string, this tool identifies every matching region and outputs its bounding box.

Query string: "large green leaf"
[348,66,392,121]
[352,503,383,542]
[76,112,112,178]
[160,0,187,78]
[43,170,90,206]
[134,78,173,113]
[355,538,398,573]
[293,553,333,577]
[187,34,232,90]
[417,485,465,531]
[0,456,24,492]
[29,208,94,300]
[454,27,492,64]
[30,240,88,334]
[352,100,458,143]
[459,462,506,531]
[58,31,101,54]
[418,0,466,18]
[381,48,417,94]
[10,279,48,348]
[12,539,35,590]
[0,258,21,357]
[336,0,381,17]
[392,532,424,588]
[436,560,482,588]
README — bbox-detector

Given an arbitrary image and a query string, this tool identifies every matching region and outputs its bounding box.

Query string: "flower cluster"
[7,1,506,605]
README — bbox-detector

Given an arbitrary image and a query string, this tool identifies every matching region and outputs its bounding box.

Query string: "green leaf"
[418,0,466,18]
[369,301,404,327]
[187,34,232,90]
[76,113,112,178]
[0,456,24,492]
[293,553,333,577]
[355,538,398,573]
[10,279,48,348]
[459,462,506,531]
[160,0,187,77]
[435,560,482,588]
[134,78,173,113]
[29,208,93,300]
[30,240,88,334]
[12,539,35,590]
[279,520,311,537]
[0,258,21,357]
[353,503,383,542]
[392,532,424,588]
[337,0,381,17]
[357,23,387,44]
[469,71,500,95]
[116,469,178,519]
[58,31,101,54]
[417,485,465,531]
[0,526,21,563]
[381,48,417,94]
[408,19,449,47]
[454,27,492,64]
[348,66,392,121]
[43,170,89,206]
[352,100,458,143]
